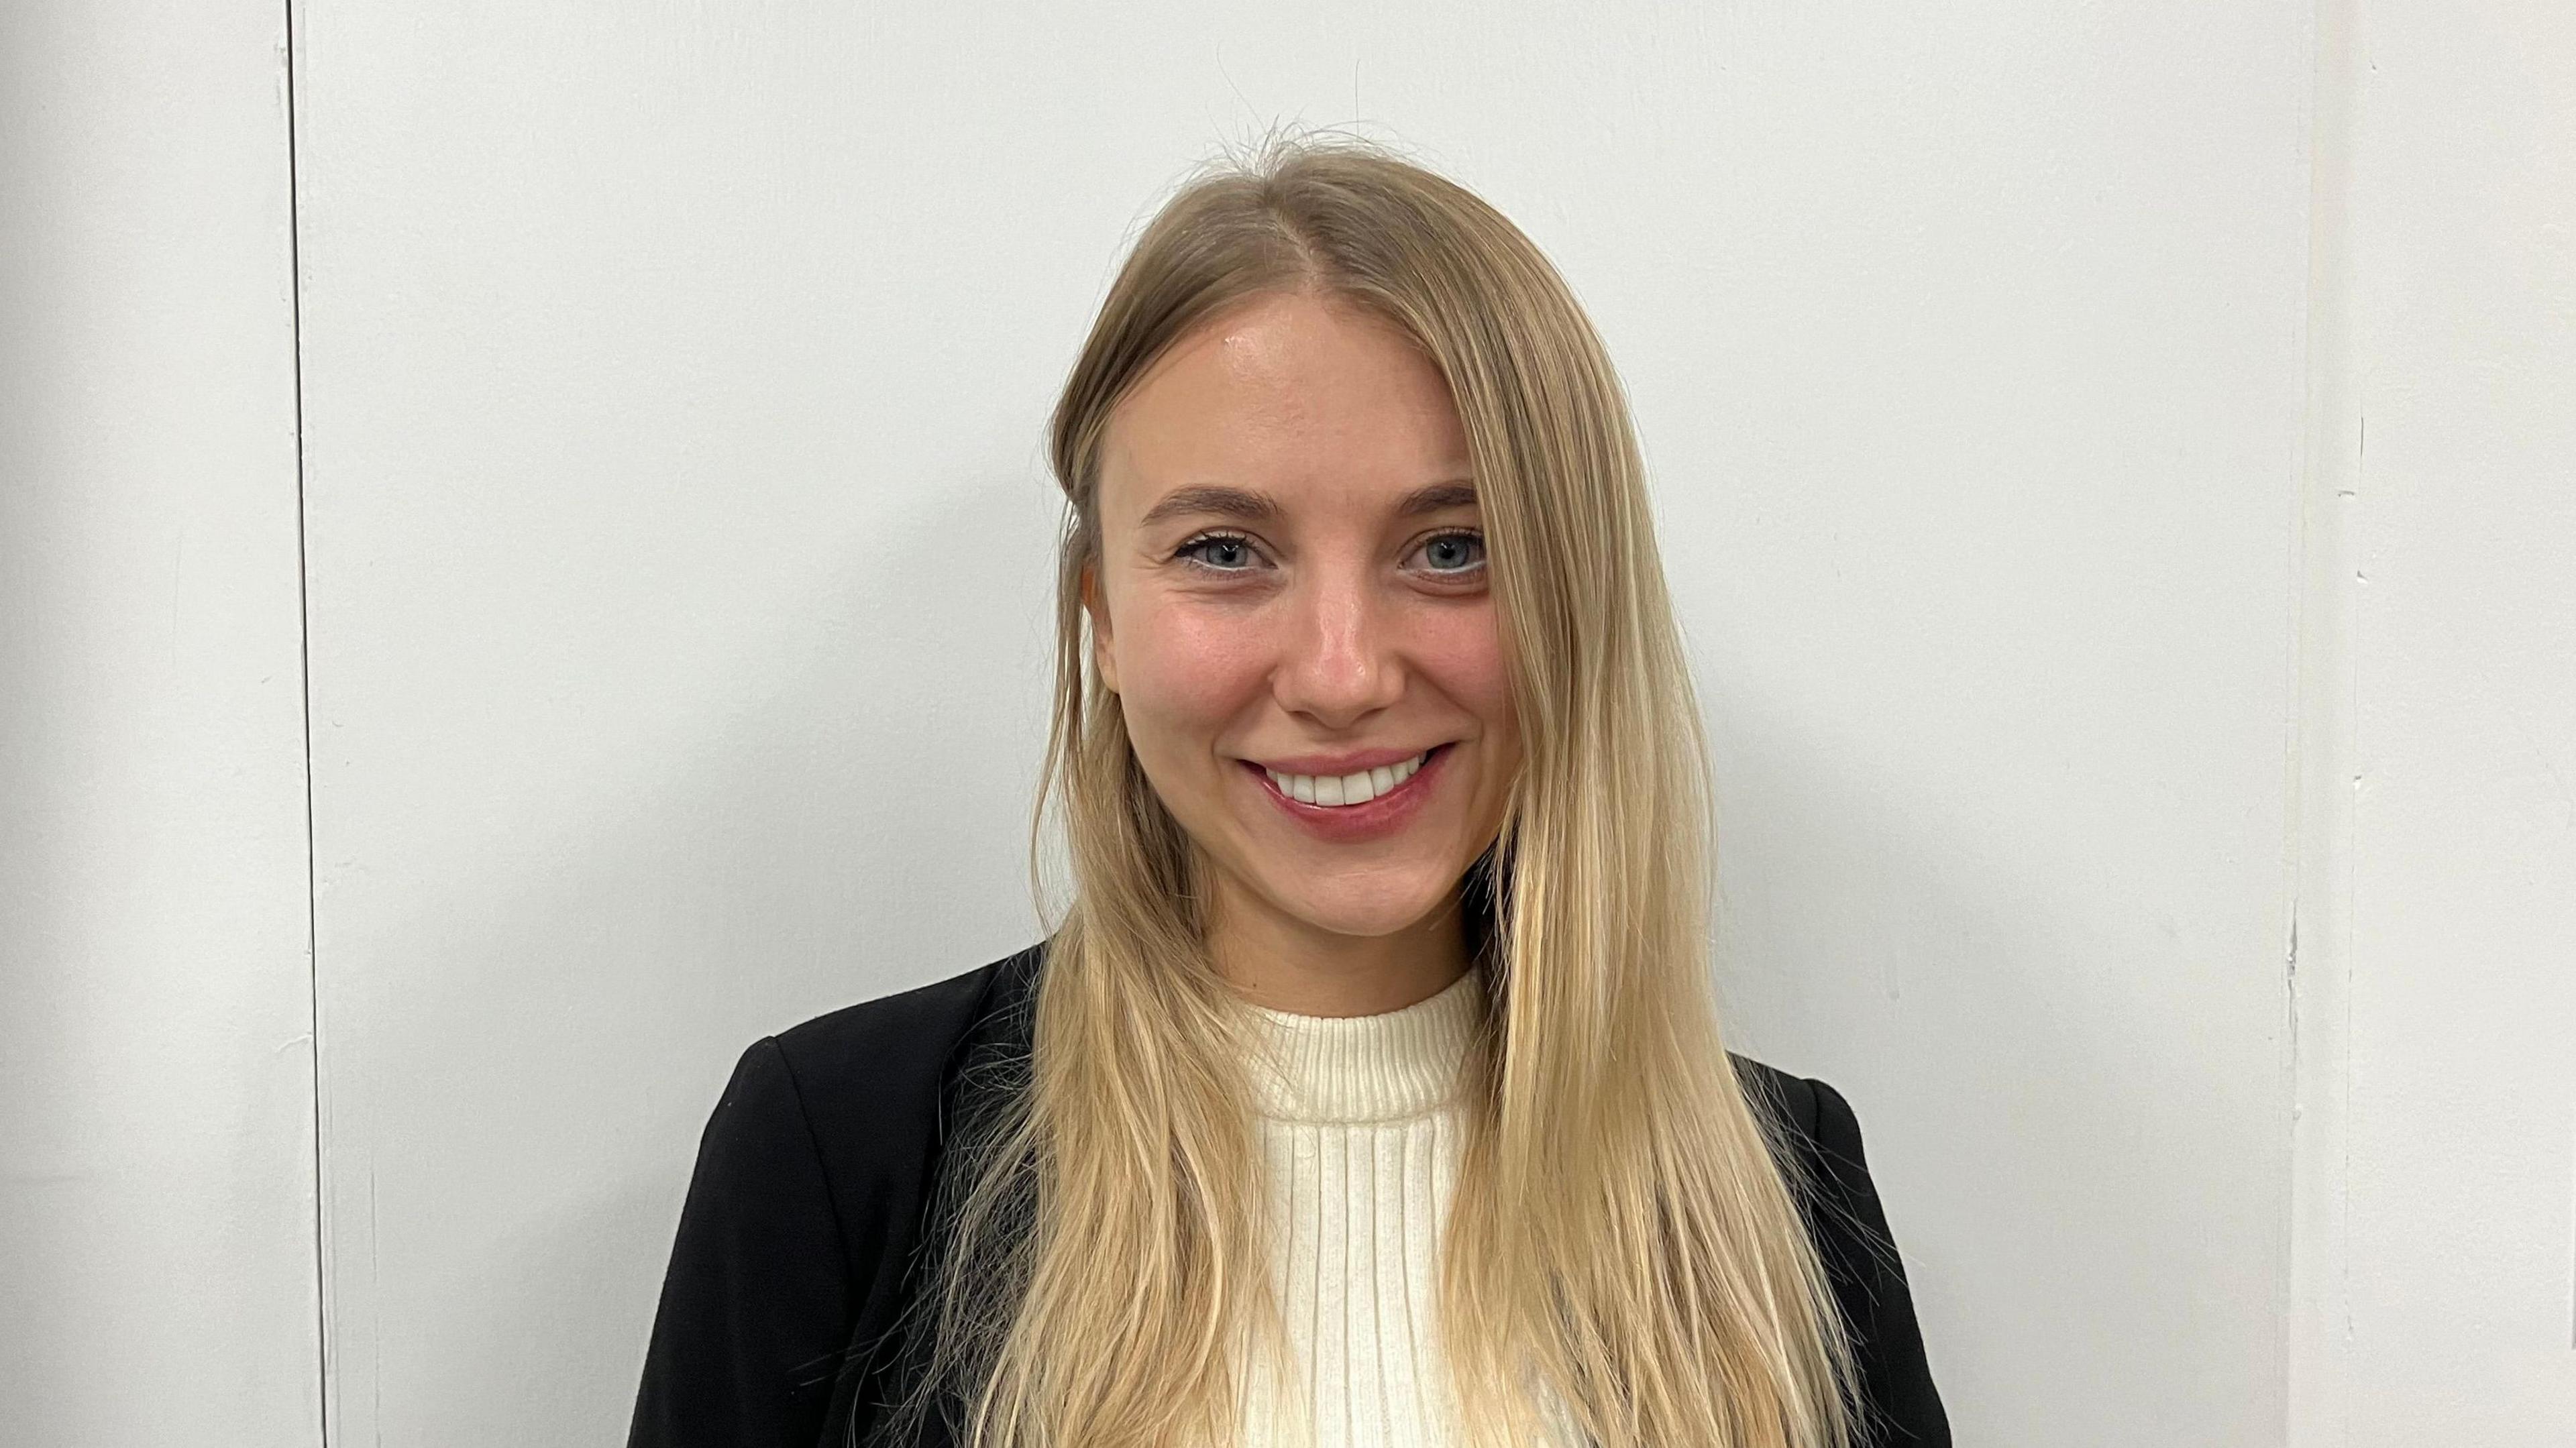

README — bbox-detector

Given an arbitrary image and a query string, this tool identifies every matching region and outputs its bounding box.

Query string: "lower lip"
[1240,744,1454,843]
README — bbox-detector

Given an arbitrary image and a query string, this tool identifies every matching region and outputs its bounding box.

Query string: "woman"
[629,135,1948,1448]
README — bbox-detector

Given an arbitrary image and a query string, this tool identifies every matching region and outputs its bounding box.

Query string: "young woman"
[629,135,1948,1448]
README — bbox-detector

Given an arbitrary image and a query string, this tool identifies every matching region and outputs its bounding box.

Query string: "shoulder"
[1725,1052,1871,1245]
[678,943,1035,1201]
[1727,1051,1954,1445]
[754,942,1039,1139]
[769,944,1030,1078]
[633,946,1044,1445]
[1723,1050,1892,1276]
[1727,1050,1821,1140]
[1724,1050,1884,1195]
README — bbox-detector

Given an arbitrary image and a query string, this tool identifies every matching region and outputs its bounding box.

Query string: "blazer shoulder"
[1726,1050,1821,1144]
[739,943,1038,1204]
[769,944,1034,1091]
[630,946,1042,1448]
[1728,1053,1954,1445]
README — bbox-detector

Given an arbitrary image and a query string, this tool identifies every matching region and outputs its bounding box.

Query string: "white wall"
[1656,12,2308,1440]
[0,1,319,1443]
[2291,2,2576,1441]
[284,5,2309,1444]
[5,2,2569,1445]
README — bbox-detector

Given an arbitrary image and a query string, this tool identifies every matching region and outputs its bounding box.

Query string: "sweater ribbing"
[1230,969,1581,1447]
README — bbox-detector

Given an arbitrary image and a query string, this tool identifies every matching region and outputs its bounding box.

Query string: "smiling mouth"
[1256,746,1444,807]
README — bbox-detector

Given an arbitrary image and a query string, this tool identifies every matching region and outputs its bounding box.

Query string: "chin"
[1263,864,1460,941]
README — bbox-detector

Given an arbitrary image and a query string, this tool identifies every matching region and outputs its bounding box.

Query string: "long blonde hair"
[869,130,1858,1448]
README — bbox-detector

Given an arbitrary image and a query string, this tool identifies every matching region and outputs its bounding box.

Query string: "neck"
[1205,873,1471,1018]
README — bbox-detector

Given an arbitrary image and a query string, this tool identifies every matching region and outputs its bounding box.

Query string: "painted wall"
[3,2,2568,1445]
[286,5,2309,1444]
[0,1,319,1443]
[2291,2,2576,1441]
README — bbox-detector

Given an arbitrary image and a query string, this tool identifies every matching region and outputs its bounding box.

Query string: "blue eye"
[1417,531,1485,573]
[1171,530,1483,579]
[1176,533,1260,571]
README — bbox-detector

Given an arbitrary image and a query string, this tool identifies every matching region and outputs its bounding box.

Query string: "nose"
[1272,558,1404,730]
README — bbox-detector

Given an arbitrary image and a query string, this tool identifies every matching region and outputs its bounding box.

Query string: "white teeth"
[1264,751,1430,809]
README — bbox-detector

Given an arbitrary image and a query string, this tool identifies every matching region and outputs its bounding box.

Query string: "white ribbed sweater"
[1232,968,1582,1448]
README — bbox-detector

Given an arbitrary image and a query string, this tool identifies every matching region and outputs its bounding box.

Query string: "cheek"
[1114,603,1272,742]
[1415,608,1515,737]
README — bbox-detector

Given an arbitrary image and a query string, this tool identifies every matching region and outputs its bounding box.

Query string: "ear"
[1081,561,1119,694]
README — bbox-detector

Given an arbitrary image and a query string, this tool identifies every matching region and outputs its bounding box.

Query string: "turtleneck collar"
[1237,967,1485,1124]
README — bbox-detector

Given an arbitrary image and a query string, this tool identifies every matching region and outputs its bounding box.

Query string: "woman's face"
[1086,288,1521,951]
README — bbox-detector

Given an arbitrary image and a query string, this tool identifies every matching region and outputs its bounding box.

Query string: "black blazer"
[629,942,1949,1447]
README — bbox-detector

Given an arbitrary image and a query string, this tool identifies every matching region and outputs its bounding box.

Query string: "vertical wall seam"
[2288,0,2362,1443]
[2281,0,2316,1431]
[280,0,329,1443]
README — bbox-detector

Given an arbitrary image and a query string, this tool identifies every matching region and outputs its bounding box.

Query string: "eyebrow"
[1135,480,1479,531]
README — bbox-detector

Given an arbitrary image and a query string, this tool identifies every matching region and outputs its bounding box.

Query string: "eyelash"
[1172,529,1487,579]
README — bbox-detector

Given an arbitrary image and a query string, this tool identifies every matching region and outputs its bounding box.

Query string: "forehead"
[1098,290,1472,521]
